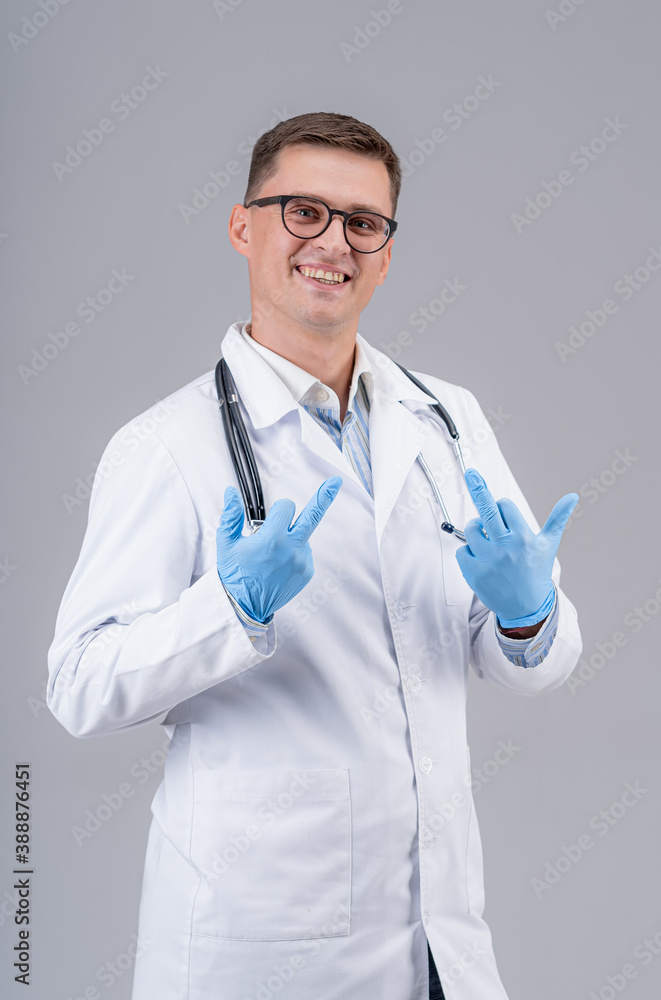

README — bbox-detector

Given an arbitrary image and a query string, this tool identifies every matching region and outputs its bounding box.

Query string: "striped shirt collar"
[238,322,373,414]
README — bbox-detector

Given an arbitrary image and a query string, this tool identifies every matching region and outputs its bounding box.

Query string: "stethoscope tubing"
[215,358,266,528]
[392,361,468,543]
[416,453,467,543]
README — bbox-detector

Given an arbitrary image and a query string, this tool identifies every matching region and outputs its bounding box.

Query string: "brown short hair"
[243,111,402,218]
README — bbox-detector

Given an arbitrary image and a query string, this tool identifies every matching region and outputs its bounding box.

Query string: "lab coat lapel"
[220,325,299,430]
[298,411,367,491]
[369,386,433,550]
[357,334,444,549]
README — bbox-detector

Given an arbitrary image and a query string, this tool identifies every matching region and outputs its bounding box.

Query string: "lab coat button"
[316,389,329,402]
[418,756,433,773]
[394,601,409,619]
[407,675,421,692]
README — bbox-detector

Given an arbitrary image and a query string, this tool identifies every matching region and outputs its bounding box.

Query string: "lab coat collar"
[220,324,300,430]
[219,322,440,430]
[235,323,375,416]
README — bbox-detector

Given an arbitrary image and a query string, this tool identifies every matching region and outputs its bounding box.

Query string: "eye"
[348,214,382,233]
[284,198,325,223]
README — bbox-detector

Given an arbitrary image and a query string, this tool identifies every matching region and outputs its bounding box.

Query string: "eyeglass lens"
[282,197,390,251]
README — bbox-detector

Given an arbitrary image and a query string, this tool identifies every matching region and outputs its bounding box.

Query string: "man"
[47,112,582,1000]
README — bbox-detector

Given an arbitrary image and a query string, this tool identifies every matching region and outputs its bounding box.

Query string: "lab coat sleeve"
[47,427,277,739]
[461,389,582,695]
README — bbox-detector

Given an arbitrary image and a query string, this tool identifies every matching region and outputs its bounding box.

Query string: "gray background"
[1,0,659,997]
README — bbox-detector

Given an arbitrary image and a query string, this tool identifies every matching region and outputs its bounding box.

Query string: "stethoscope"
[215,356,468,542]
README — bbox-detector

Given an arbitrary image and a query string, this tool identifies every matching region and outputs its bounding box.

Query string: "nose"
[312,212,351,254]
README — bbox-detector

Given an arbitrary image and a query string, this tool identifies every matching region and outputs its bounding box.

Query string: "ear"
[228,203,250,260]
[374,240,394,286]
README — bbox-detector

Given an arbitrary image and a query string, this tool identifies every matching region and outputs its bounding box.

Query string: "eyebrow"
[292,192,390,216]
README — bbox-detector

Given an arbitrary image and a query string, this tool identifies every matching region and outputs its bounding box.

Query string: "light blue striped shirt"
[224,324,558,665]
[300,370,373,498]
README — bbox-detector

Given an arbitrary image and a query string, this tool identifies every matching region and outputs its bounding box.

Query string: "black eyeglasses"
[244,195,397,253]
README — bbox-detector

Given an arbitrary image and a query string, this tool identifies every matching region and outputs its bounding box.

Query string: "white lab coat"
[47,322,581,1000]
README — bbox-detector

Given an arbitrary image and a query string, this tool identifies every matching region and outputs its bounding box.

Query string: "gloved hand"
[455,468,578,628]
[216,477,343,624]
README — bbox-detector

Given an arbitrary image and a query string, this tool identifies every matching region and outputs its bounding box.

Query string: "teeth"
[298,266,346,283]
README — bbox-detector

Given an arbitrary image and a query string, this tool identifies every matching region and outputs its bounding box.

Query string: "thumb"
[217,486,245,543]
[540,492,579,542]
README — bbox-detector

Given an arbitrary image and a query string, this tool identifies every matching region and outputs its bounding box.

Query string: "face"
[228,144,395,339]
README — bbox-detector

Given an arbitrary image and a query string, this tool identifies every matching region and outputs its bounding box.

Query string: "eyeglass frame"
[244,194,398,254]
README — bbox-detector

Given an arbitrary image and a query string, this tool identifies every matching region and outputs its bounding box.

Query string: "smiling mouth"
[296,265,350,285]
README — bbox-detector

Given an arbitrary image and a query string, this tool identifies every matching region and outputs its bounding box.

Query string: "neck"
[246,319,356,421]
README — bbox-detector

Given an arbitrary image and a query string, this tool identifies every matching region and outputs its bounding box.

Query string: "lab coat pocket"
[465,749,486,916]
[190,767,352,941]
[428,495,473,606]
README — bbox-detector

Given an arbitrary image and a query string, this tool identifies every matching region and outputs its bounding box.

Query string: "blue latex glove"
[455,468,578,628]
[216,477,343,624]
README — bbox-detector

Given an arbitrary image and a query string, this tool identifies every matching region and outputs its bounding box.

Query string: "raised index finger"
[464,468,509,541]
[290,477,343,543]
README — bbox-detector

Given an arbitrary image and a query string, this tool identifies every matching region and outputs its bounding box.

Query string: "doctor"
[48,111,582,1000]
